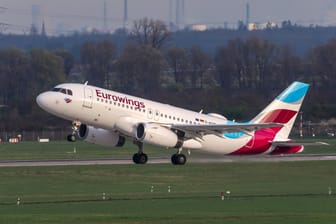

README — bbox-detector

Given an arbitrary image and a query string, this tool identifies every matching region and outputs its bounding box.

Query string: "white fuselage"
[37,83,254,154]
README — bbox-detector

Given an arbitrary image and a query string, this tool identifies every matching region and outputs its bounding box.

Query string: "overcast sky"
[1,0,336,34]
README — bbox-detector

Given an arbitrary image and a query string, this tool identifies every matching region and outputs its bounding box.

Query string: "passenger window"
[60,89,66,94]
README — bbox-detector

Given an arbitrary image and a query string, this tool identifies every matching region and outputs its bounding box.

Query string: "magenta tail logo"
[64,98,72,103]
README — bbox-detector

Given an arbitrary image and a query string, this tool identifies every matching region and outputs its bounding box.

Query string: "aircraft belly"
[200,135,251,154]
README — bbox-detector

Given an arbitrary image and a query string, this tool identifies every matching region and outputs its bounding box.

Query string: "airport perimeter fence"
[0,130,70,142]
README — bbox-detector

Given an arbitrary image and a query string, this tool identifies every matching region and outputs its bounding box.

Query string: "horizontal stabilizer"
[271,141,329,147]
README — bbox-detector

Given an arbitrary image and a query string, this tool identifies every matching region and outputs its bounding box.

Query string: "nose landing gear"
[67,120,81,142]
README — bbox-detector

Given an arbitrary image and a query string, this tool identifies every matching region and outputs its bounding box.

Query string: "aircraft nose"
[36,92,49,109]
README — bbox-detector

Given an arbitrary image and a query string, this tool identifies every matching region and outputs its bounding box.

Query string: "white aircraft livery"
[36,81,324,165]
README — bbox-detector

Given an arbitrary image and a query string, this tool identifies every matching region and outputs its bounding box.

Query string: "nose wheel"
[67,120,81,142]
[67,134,76,142]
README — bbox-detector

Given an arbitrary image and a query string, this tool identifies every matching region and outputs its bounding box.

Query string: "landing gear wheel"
[132,153,148,164]
[171,153,186,165]
[67,120,81,142]
[67,134,76,142]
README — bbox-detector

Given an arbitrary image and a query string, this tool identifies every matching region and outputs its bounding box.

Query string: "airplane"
[36,81,326,165]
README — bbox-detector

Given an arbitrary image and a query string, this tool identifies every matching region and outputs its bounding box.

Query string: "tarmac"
[0,153,336,167]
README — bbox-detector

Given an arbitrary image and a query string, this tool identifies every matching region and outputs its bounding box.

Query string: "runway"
[0,154,336,167]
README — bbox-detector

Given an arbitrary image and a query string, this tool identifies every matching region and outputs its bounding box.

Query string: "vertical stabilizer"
[251,82,309,140]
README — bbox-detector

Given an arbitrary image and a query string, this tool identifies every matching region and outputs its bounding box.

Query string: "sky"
[1,0,336,35]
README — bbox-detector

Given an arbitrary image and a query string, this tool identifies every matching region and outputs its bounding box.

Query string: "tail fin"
[251,81,309,140]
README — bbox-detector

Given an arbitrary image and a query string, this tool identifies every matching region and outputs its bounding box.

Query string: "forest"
[0,18,335,132]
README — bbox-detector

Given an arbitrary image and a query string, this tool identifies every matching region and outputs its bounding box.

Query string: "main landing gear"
[132,141,187,165]
[171,153,187,165]
[132,141,148,164]
[67,120,81,142]
[171,148,187,165]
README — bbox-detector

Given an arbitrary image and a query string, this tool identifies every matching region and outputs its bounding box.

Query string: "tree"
[276,45,302,87]
[215,37,278,90]
[80,41,117,88]
[245,37,277,90]
[0,48,29,108]
[0,48,66,130]
[165,47,189,85]
[115,44,163,95]
[29,49,66,92]
[188,46,211,88]
[53,49,74,77]
[130,17,171,49]
[308,39,336,85]
[214,39,245,89]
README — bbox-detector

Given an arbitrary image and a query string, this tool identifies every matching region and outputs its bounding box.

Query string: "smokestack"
[123,0,128,29]
[176,0,180,29]
[181,0,185,27]
[31,4,40,32]
[169,0,173,24]
[104,1,107,32]
[246,2,250,26]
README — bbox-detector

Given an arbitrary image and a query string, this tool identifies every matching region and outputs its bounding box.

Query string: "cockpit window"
[67,89,73,95]
[52,87,73,96]
[52,88,61,92]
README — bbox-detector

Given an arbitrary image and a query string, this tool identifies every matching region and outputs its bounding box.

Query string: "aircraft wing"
[170,123,283,138]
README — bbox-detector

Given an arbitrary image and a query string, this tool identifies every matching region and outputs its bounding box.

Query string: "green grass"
[0,140,335,223]
[1,161,336,223]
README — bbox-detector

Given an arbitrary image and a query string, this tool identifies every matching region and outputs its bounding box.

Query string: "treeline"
[2,25,336,57]
[0,18,335,131]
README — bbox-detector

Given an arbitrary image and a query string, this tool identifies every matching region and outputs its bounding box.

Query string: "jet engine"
[77,124,125,147]
[135,123,182,148]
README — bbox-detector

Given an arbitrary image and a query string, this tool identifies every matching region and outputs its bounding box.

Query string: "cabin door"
[83,87,93,108]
